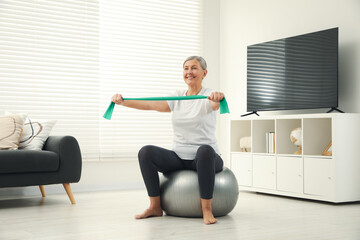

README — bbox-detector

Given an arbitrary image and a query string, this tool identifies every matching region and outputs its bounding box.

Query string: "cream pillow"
[19,119,56,150]
[0,114,25,150]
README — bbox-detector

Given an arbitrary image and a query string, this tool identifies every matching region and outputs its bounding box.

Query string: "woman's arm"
[111,94,171,112]
[207,91,225,111]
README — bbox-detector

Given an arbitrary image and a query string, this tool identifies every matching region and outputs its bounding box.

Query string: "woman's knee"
[196,145,215,158]
[138,145,157,163]
[196,145,223,171]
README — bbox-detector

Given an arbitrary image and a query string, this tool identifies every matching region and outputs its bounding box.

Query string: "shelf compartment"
[277,156,303,193]
[230,120,251,152]
[253,155,276,189]
[231,153,252,187]
[252,120,275,153]
[304,157,334,197]
[276,119,302,155]
[303,118,331,156]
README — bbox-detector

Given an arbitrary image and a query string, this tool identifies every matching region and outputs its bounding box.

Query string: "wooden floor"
[0,190,359,240]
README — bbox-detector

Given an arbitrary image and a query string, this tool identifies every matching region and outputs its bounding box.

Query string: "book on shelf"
[266,132,275,154]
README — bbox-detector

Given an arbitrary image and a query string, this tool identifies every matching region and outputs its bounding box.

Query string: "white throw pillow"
[0,114,25,150]
[19,119,56,150]
[4,112,27,124]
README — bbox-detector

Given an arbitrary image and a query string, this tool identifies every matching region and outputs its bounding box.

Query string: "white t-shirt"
[167,87,220,160]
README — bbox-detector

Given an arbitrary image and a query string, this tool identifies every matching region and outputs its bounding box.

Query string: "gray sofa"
[0,136,82,204]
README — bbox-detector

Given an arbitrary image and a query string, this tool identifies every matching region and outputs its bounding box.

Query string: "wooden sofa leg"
[63,183,76,204]
[39,185,46,197]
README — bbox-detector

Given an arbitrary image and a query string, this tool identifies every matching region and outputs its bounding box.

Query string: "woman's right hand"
[111,94,124,105]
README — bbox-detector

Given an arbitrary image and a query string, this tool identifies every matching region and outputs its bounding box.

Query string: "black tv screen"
[247,27,338,112]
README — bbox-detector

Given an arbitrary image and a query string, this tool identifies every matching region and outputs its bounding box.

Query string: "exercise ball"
[160,167,239,217]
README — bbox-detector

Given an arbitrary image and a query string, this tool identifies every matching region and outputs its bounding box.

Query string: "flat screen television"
[246,27,339,115]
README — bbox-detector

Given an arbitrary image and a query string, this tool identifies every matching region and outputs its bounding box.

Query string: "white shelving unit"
[230,113,360,203]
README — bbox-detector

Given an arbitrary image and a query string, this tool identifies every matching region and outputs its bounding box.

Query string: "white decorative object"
[19,119,56,150]
[290,127,302,155]
[240,136,251,152]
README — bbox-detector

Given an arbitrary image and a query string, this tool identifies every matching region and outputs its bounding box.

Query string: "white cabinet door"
[304,157,334,197]
[231,153,252,186]
[277,156,303,193]
[253,155,276,189]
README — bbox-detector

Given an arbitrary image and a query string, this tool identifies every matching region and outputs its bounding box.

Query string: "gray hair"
[183,56,207,70]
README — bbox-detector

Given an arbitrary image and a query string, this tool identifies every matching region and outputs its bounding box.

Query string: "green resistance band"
[103,95,230,120]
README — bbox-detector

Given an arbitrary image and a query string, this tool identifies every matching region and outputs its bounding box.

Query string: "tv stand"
[230,113,360,203]
[326,107,344,113]
[241,111,259,117]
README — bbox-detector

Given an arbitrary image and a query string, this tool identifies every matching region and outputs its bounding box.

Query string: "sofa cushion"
[0,150,59,174]
[0,114,25,150]
[19,119,56,150]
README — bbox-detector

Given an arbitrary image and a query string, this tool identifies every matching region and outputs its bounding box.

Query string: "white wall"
[201,0,222,163]
[218,0,360,162]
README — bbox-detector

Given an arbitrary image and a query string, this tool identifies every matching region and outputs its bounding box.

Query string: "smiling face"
[183,59,207,88]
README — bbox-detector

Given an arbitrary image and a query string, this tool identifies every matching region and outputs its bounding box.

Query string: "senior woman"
[111,56,225,225]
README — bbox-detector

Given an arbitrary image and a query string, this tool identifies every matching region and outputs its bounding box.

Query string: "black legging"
[138,144,223,199]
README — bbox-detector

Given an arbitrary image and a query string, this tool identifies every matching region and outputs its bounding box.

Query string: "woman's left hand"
[207,91,225,102]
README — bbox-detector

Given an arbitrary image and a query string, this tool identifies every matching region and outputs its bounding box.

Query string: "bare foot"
[135,208,163,219]
[202,209,218,225]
